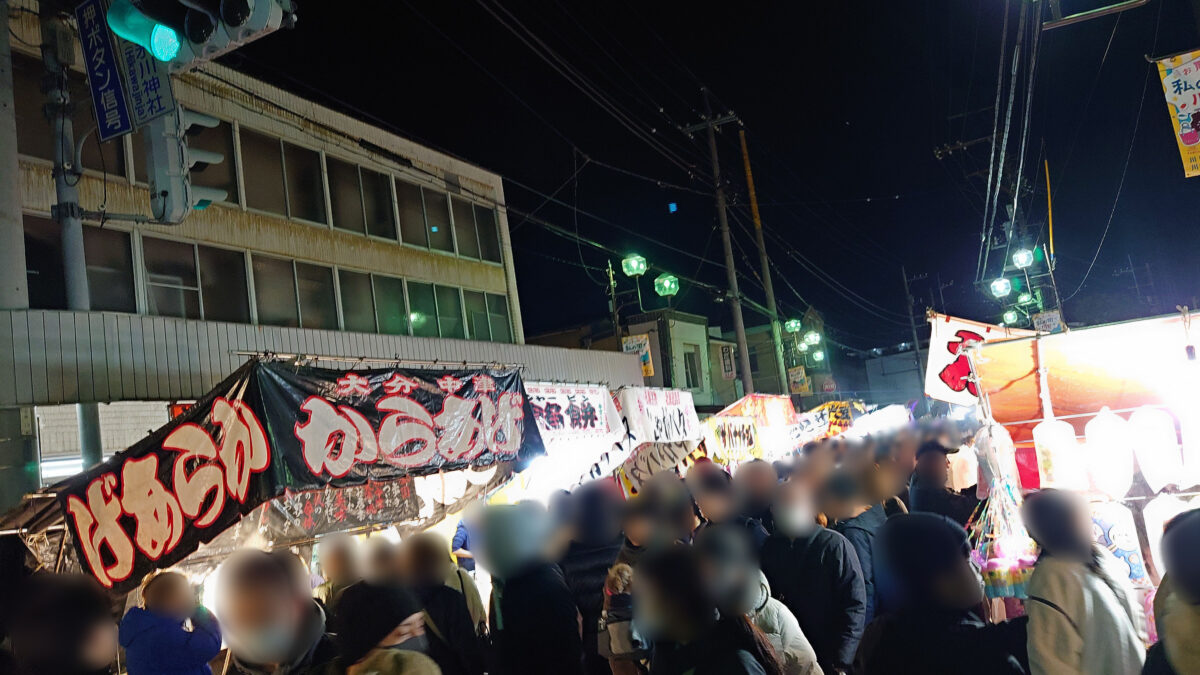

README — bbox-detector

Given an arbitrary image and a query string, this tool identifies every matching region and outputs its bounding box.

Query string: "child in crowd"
[119,570,222,675]
[601,563,648,675]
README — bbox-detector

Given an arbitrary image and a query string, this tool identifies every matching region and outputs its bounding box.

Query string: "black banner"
[57,359,544,592]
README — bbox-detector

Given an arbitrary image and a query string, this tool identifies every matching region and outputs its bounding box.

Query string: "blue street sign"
[75,0,133,141]
[117,37,176,128]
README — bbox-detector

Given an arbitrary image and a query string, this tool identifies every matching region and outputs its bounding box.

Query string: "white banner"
[925,314,1033,406]
[525,383,622,447]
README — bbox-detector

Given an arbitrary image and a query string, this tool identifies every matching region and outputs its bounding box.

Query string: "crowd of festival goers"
[1,418,1199,675]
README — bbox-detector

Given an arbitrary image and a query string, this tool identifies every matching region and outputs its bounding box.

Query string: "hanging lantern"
[1130,407,1184,493]
[1032,417,1088,491]
[1012,248,1035,269]
[1084,407,1135,501]
[990,278,1012,298]
[653,273,680,297]
[621,254,648,278]
[803,331,821,345]
[783,319,802,333]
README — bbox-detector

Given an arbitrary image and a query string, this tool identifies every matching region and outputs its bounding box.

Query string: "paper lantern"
[1090,501,1150,587]
[974,423,1021,499]
[1032,417,1088,490]
[1130,407,1184,493]
[1143,494,1195,576]
[1084,407,1135,500]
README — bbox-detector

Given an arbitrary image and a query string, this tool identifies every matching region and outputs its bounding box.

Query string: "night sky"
[233,0,1200,352]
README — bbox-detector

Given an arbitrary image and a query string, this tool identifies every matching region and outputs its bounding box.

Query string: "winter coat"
[560,533,624,675]
[1148,574,1200,675]
[760,527,866,672]
[907,476,977,527]
[648,619,768,675]
[226,602,338,675]
[452,519,475,572]
[1026,548,1147,675]
[313,649,441,675]
[119,606,223,675]
[854,609,1028,675]
[445,567,486,634]
[833,504,887,624]
[416,583,486,675]
[1144,643,1181,675]
[616,538,646,567]
[489,562,583,675]
[697,516,769,551]
[746,572,820,675]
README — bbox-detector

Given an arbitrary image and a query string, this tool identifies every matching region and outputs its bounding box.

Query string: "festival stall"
[0,357,545,595]
[604,387,703,497]
[714,394,799,461]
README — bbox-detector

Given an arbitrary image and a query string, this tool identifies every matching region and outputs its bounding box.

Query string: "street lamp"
[803,331,821,346]
[621,254,648,278]
[653,273,680,297]
[1012,248,1034,269]
[783,318,802,334]
[1003,309,1019,325]
[796,341,809,353]
[812,350,825,362]
[1017,292,1033,305]
[990,278,1012,298]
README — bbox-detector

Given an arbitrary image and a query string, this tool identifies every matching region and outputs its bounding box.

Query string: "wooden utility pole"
[738,130,787,394]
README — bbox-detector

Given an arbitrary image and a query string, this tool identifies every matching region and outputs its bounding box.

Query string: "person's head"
[868,440,909,500]
[771,479,817,537]
[623,497,656,548]
[734,460,778,513]
[605,563,634,597]
[8,574,116,675]
[1163,508,1200,604]
[333,582,426,665]
[891,427,920,469]
[876,513,982,611]
[571,481,623,545]
[1022,489,1093,562]
[822,469,869,523]
[694,470,736,524]
[216,549,313,666]
[914,441,952,486]
[363,537,401,585]
[694,524,759,615]
[404,531,452,587]
[478,502,551,579]
[643,472,701,539]
[318,533,358,585]
[140,570,194,620]
[635,546,716,642]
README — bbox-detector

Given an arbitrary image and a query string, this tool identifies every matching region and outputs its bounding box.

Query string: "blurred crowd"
[1,418,1199,675]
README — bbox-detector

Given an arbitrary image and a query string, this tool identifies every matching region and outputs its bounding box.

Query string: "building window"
[474,205,502,263]
[24,215,65,309]
[143,237,200,319]
[464,291,488,340]
[328,157,365,235]
[338,269,375,333]
[683,343,703,390]
[372,274,408,336]
[252,255,299,327]
[242,130,287,215]
[436,285,464,339]
[423,188,453,252]
[396,180,426,247]
[452,197,480,259]
[295,262,337,330]
[407,281,438,338]
[362,168,396,240]
[197,245,250,323]
[283,143,326,224]
[487,294,512,343]
[748,346,760,374]
[83,227,136,313]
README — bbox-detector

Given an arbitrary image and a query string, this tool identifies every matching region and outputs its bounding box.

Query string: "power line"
[976,0,1014,283]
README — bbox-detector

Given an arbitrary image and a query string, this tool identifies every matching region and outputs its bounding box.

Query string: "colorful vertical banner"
[925,314,1033,407]
[1156,49,1200,177]
[719,344,736,381]
[623,334,654,377]
[787,365,811,395]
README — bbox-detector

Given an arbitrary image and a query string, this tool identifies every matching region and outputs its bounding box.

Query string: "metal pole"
[738,130,787,394]
[607,260,621,342]
[0,0,29,311]
[40,8,103,469]
[901,266,927,413]
[704,91,754,395]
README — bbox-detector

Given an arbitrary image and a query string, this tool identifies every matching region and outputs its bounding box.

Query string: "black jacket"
[490,563,583,675]
[760,527,866,671]
[697,515,770,551]
[648,619,768,675]
[1142,642,1179,675]
[833,504,887,624]
[416,583,486,675]
[559,534,623,675]
[855,610,1028,675]
[908,476,978,527]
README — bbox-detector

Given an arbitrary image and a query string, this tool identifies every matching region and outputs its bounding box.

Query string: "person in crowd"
[636,545,780,675]
[558,482,626,675]
[313,534,359,617]
[6,573,118,675]
[1023,489,1146,675]
[865,439,910,518]
[760,479,866,675]
[481,502,583,675]
[694,524,817,675]
[216,549,338,675]
[119,570,222,675]
[322,581,440,675]
[855,513,1027,675]
[404,532,486,675]
[824,469,887,623]
[364,537,403,584]
[601,563,647,675]
[735,460,779,535]
[693,471,769,549]
[644,472,703,543]
[617,495,656,566]
[907,440,978,526]
[452,516,476,574]
[1144,508,1200,675]
[406,529,487,635]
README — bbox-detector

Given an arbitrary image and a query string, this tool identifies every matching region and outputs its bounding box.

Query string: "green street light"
[812,350,825,362]
[1018,292,1033,304]
[796,342,809,353]
[653,273,680,297]
[1012,248,1035,269]
[1003,310,1019,324]
[990,278,1012,298]
[783,318,803,334]
[621,254,648,278]
[803,331,821,346]
[107,0,181,62]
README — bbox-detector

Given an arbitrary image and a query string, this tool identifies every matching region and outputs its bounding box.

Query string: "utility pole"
[607,260,622,342]
[40,7,102,469]
[901,266,928,413]
[738,130,787,394]
[685,90,754,395]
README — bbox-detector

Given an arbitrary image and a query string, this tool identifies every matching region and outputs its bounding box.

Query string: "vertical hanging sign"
[75,0,134,141]
[1156,49,1200,178]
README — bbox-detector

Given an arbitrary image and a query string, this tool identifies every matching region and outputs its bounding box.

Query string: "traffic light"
[107,0,295,72]
[143,106,227,224]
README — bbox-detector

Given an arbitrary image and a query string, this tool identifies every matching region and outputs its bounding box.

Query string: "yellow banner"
[1157,49,1200,177]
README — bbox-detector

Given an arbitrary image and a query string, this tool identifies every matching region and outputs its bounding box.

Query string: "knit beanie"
[333,581,423,665]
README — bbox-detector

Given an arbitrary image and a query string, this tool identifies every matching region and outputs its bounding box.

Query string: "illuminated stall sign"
[703,416,760,465]
[525,383,621,446]
[57,359,544,592]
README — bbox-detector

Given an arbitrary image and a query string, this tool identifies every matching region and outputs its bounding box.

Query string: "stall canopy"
[515,383,623,500]
[607,387,702,495]
[2,358,545,594]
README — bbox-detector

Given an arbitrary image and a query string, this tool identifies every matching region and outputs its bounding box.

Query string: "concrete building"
[0,3,639,507]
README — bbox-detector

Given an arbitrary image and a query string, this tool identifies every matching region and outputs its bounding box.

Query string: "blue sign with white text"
[75,0,133,141]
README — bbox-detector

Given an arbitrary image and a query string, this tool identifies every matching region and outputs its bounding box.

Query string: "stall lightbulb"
[812,350,825,362]
[784,318,803,334]
[990,278,1012,298]
[1012,248,1035,269]
[653,273,680,297]
[1003,310,1019,324]
[621,254,648,278]
[803,331,821,345]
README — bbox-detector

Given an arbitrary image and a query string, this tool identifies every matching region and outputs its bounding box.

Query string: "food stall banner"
[613,387,702,452]
[623,334,654,377]
[925,313,1033,407]
[787,365,811,395]
[717,394,798,429]
[56,359,544,592]
[702,416,761,465]
[525,383,622,447]
[1156,49,1200,178]
[616,441,698,495]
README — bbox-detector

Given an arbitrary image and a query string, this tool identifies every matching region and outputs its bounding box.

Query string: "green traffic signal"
[107,0,180,62]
